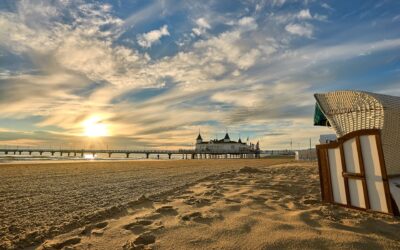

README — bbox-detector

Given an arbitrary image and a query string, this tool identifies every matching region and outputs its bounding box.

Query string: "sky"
[0,0,399,150]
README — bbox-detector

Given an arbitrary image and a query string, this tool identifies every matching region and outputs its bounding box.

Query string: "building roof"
[224,133,230,140]
[195,132,246,144]
[211,139,245,144]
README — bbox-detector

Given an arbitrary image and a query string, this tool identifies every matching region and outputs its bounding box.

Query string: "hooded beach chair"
[314,90,400,215]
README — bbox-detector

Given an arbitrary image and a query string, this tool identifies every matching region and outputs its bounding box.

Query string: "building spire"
[196,128,202,141]
[223,131,230,142]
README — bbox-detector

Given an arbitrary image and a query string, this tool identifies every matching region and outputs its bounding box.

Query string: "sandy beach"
[0,159,287,249]
[1,159,399,249]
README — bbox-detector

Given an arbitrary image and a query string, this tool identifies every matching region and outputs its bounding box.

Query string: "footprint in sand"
[80,221,108,236]
[123,233,156,250]
[123,217,164,236]
[155,205,178,216]
[42,237,81,250]
[203,189,224,198]
[181,211,202,221]
[184,197,212,207]
[226,204,242,212]
[123,219,154,234]
[248,195,268,204]
[225,198,241,204]
[123,223,147,234]
[180,211,222,224]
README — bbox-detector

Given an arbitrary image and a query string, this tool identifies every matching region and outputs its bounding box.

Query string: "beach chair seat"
[314,91,400,215]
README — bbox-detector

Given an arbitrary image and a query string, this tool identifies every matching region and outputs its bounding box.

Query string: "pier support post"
[40,152,43,156]
[92,152,95,157]
[146,153,149,159]
[5,151,8,155]
[81,152,84,157]
[74,152,76,157]
[168,153,171,159]
[126,153,130,158]
[29,151,32,155]
[109,153,112,158]
[51,152,54,156]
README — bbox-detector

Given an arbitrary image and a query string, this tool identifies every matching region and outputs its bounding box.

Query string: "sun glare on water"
[84,154,96,159]
[83,117,109,137]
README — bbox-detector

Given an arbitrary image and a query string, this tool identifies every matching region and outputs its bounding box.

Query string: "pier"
[0,148,260,159]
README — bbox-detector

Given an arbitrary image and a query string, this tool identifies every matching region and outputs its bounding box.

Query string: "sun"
[83,117,109,137]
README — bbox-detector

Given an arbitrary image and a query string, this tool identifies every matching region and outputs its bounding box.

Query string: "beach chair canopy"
[314,90,400,176]
[313,104,331,127]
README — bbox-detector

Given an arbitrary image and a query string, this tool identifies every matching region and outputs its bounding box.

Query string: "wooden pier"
[0,148,260,159]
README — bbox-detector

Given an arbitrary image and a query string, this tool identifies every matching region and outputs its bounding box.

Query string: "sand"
[0,159,289,249]
[28,161,400,250]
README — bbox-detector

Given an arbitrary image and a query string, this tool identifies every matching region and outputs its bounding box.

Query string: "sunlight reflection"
[83,154,96,159]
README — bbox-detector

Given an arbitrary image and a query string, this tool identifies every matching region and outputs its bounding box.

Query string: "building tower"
[196,133,203,144]
[223,133,230,143]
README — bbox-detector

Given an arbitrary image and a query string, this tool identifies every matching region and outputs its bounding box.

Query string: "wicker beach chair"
[314,90,400,215]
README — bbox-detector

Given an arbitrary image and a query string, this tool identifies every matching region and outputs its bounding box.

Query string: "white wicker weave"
[314,90,400,176]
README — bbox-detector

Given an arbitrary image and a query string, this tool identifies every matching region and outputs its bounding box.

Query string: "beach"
[0,159,286,249]
[1,159,399,249]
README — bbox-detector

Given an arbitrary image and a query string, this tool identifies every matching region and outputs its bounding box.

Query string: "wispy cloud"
[285,23,313,38]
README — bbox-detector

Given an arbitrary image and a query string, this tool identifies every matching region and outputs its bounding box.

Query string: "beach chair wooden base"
[316,129,399,216]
